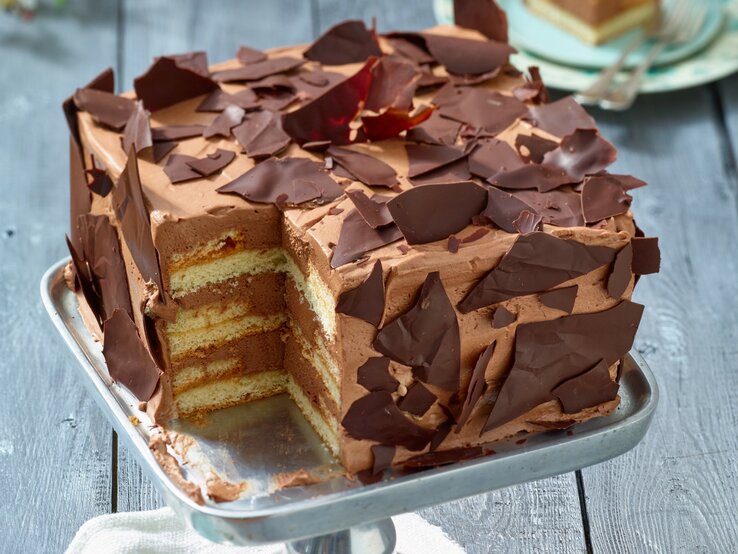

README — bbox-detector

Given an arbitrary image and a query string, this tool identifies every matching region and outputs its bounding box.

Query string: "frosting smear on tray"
[63,1,660,484]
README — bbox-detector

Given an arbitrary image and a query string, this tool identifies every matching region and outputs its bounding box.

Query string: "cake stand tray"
[41,258,659,552]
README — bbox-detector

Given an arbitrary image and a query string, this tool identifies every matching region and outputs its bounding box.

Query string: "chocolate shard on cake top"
[122,101,153,155]
[202,104,245,138]
[73,88,135,131]
[480,186,535,233]
[185,149,236,178]
[304,20,382,65]
[483,300,643,431]
[217,157,343,206]
[357,357,399,393]
[371,444,395,475]
[491,163,573,193]
[336,260,385,327]
[326,146,397,188]
[607,242,633,299]
[552,359,620,414]
[151,124,206,142]
[387,182,487,245]
[233,110,291,159]
[103,309,162,401]
[491,306,516,328]
[345,190,394,229]
[374,272,461,391]
[456,341,495,430]
[212,57,306,83]
[406,111,462,145]
[134,54,218,111]
[538,284,578,314]
[65,235,102,324]
[542,129,617,182]
[513,66,549,104]
[468,139,525,180]
[581,173,634,223]
[85,157,113,198]
[453,0,509,43]
[434,84,527,135]
[398,381,437,417]
[112,149,164,296]
[526,96,597,137]
[236,45,267,65]
[331,208,403,268]
[459,232,616,313]
[515,133,557,164]
[341,391,435,451]
[421,32,515,76]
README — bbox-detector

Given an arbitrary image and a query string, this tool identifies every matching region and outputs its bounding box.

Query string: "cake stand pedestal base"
[286,519,396,554]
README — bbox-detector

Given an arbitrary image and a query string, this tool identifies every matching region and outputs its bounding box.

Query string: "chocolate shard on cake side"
[63,9,660,478]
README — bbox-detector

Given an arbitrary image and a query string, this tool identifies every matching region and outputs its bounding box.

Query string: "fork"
[575,0,706,110]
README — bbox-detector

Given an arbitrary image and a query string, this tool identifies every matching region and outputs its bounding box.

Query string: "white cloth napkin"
[65,507,465,554]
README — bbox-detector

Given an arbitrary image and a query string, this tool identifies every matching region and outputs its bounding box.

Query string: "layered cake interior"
[525,0,660,44]
[63,0,660,492]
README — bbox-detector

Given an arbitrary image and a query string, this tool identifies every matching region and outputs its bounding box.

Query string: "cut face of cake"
[63,8,660,481]
[525,0,660,44]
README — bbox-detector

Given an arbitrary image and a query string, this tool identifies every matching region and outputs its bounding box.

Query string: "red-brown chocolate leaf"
[542,129,617,181]
[336,260,385,326]
[458,232,615,313]
[483,300,643,431]
[304,20,382,65]
[362,105,434,142]
[374,272,460,391]
[134,56,218,111]
[217,157,343,206]
[282,58,376,146]
[341,391,435,451]
[331,209,403,268]
[387,182,487,245]
[103,309,162,401]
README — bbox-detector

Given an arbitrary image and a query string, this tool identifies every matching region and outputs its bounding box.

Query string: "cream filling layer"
[172,357,239,393]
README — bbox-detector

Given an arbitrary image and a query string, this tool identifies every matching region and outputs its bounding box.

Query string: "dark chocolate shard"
[607,243,633,299]
[406,111,461,145]
[405,144,466,178]
[462,228,490,244]
[374,272,460,391]
[345,190,393,229]
[331,209,403,268]
[513,66,549,104]
[538,285,578,313]
[447,235,461,254]
[212,57,306,83]
[202,104,245,138]
[134,56,218,111]
[403,446,486,468]
[73,88,135,131]
[435,85,527,136]
[581,174,633,223]
[512,189,585,227]
[542,129,617,181]
[164,154,201,184]
[341,391,435,451]
[78,214,133,322]
[468,139,525,180]
[408,158,471,186]
[387,182,487,245]
[515,133,557,164]
[631,237,660,275]
[85,157,113,198]
[513,210,543,234]
[371,445,395,475]
[492,306,516,328]
[386,36,435,65]
[398,382,437,417]
[336,260,385,327]
[491,164,573,193]
[122,101,153,155]
[552,359,620,414]
[458,232,615,313]
[429,405,457,451]
[151,140,177,163]
[151,124,206,142]
[65,235,102,324]
[453,0,508,42]
[282,58,375,146]
[365,56,419,113]
[236,45,267,65]
[305,20,382,65]
[480,186,536,233]
[357,357,399,393]
[456,341,495,430]
[608,173,648,191]
[217,157,343,206]
[185,149,236,177]
[167,51,210,77]
[327,146,397,188]
[422,33,514,76]
[196,88,260,112]
[103,309,161,401]
[526,96,597,137]
[232,110,291,159]
[484,300,643,431]
[112,149,163,294]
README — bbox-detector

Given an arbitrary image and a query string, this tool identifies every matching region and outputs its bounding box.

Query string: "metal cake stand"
[41,258,659,553]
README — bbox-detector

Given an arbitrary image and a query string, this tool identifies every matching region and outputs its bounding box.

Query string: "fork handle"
[600,41,666,110]
[574,33,647,106]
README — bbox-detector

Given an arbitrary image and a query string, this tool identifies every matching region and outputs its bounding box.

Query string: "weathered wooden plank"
[312,2,588,552]
[0,1,119,550]
[718,74,738,165]
[115,0,314,512]
[581,90,738,552]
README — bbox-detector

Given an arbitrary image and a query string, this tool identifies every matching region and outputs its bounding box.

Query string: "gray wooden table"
[1,1,737,551]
